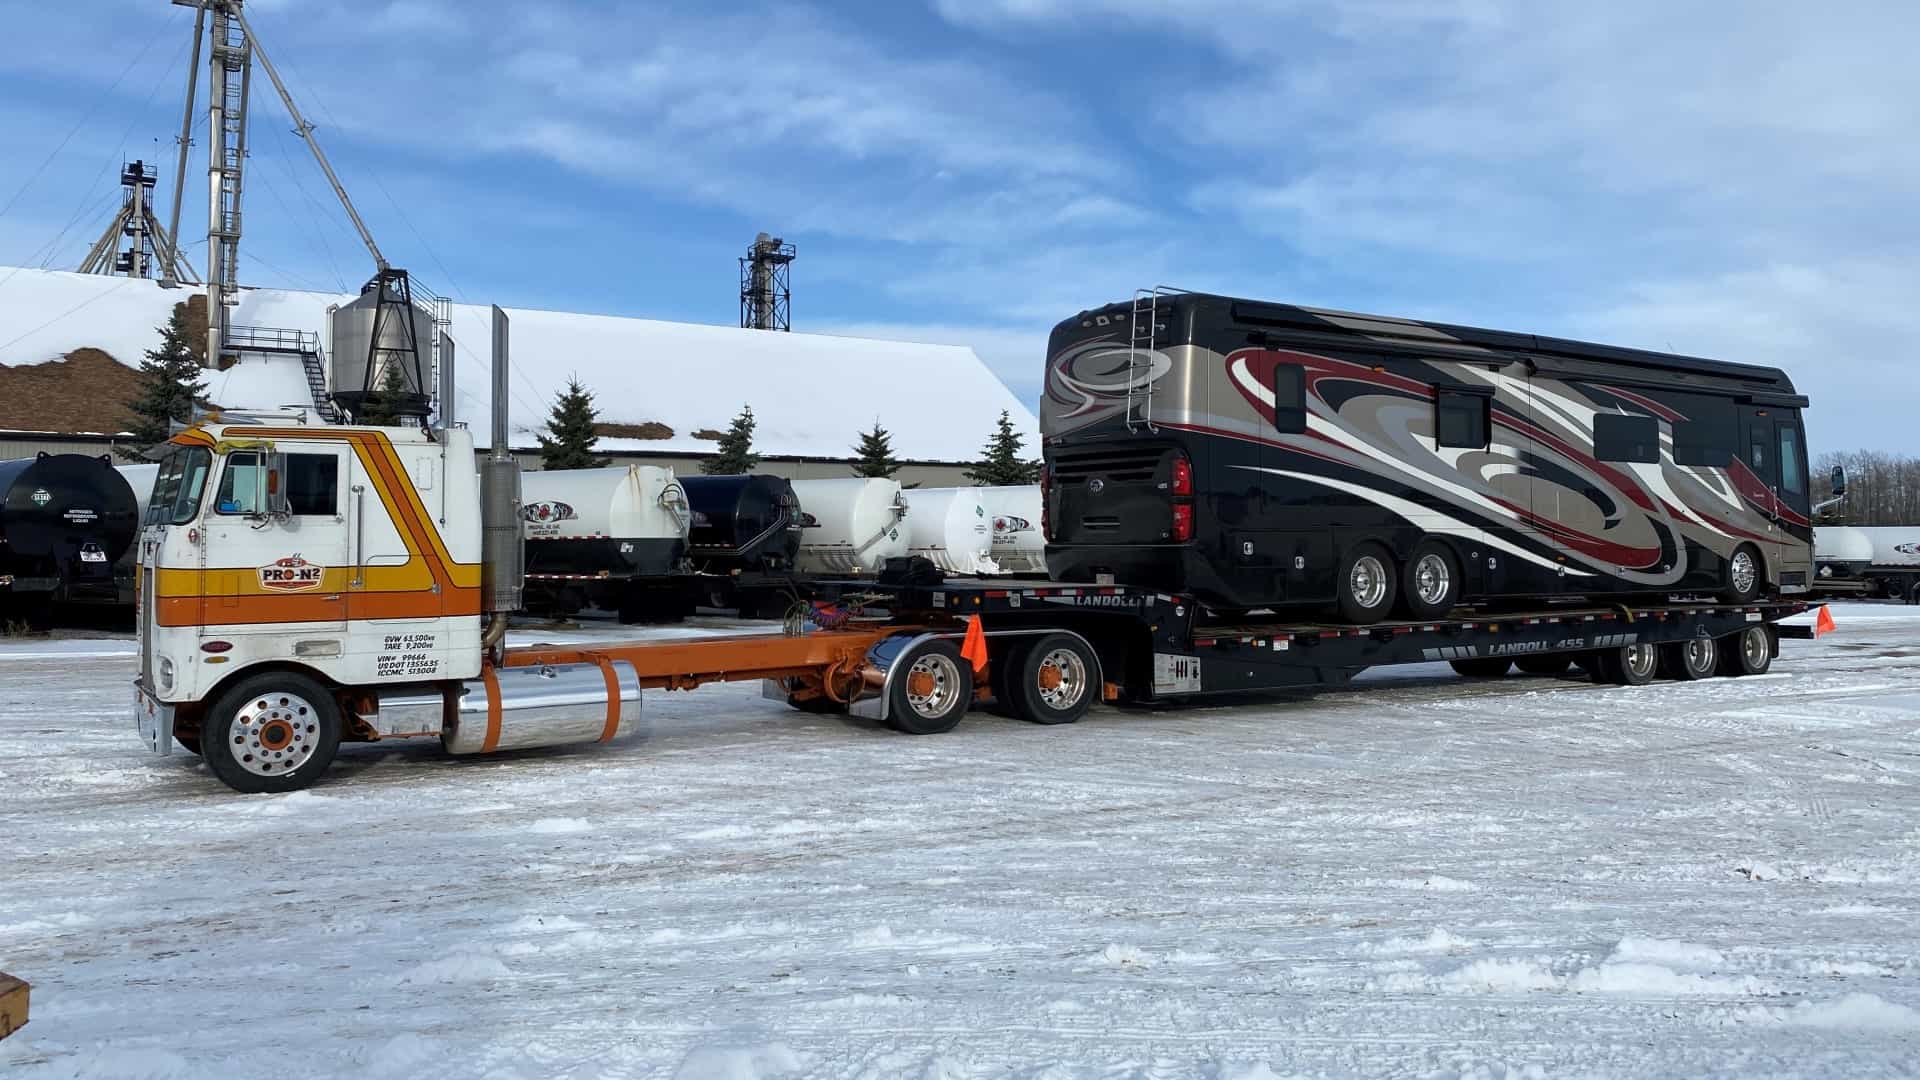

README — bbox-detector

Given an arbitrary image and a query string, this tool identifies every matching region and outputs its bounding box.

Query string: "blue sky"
[2,0,1915,453]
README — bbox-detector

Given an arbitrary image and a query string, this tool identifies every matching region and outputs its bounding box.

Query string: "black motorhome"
[1041,291,1822,622]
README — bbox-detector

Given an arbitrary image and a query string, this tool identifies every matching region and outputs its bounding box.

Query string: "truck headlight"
[159,656,175,693]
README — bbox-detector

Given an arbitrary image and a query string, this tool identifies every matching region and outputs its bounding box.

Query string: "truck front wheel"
[200,672,342,794]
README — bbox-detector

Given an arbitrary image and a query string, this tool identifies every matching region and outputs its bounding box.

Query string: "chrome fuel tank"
[441,661,642,755]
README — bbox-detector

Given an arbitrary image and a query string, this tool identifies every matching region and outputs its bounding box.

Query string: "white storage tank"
[1855,526,1920,569]
[790,478,909,574]
[519,465,690,580]
[901,487,995,575]
[978,484,1044,575]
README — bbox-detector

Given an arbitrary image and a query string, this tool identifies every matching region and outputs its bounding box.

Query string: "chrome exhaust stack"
[480,304,523,647]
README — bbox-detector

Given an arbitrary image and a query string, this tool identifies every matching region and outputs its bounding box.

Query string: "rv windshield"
[147,446,212,525]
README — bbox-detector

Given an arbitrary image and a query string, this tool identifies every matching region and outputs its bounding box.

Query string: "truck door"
[1737,406,1787,581]
[201,447,350,633]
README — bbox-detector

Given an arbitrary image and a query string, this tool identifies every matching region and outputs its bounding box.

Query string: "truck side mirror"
[1830,464,1847,497]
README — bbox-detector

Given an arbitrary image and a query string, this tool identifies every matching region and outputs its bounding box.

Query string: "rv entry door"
[1739,406,1785,580]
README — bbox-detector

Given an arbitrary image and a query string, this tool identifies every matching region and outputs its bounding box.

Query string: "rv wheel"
[1335,542,1397,624]
[1718,625,1773,676]
[200,672,343,794]
[1660,637,1719,681]
[1718,544,1764,604]
[1399,540,1460,620]
[1597,643,1659,686]
[1006,633,1097,726]
[1450,657,1512,678]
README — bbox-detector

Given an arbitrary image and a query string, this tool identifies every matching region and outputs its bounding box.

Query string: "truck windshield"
[147,446,212,525]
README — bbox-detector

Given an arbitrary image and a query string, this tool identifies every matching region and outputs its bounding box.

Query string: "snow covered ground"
[3,604,1918,1078]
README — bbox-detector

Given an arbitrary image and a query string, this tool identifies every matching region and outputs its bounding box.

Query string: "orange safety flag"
[1814,605,1837,637]
[960,615,989,674]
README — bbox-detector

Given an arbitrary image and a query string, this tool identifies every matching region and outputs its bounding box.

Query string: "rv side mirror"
[262,451,292,518]
[1830,464,1847,497]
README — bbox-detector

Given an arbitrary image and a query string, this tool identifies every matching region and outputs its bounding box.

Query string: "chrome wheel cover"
[1349,554,1390,610]
[1625,643,1657,678]
[1730,550,1758,595]
[229,691,321,778]
[905,652,964,719]
[1034,648,1089,711]
[1413,552,1452,607]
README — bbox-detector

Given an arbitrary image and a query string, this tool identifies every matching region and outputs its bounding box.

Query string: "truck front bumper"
[133,682,176,756]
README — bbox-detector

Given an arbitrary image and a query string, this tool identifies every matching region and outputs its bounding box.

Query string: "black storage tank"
[678,474,802,573]
[0,453,140,606]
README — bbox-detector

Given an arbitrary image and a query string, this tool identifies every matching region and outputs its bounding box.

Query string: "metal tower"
[739,232,794,331]
[77,160,199,281]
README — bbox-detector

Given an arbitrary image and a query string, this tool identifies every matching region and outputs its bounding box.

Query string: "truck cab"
[134,421,483,784]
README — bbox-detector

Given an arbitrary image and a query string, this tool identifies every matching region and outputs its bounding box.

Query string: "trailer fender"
[848,627,1102,726]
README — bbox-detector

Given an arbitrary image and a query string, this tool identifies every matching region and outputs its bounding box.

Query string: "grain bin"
[790,478,909,574]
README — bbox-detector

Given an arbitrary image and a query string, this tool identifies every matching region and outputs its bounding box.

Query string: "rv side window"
[1271,364,1306,434]
[1594,413,1658,464]
[286,454,339,516]
[1435,390,1489,449]
[1779,426,1804,495]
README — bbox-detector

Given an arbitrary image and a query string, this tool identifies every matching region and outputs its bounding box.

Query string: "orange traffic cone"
[960,615,989,674]
[1814,605,1837,637]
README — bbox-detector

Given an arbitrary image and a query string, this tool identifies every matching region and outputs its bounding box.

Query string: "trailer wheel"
[1718,625,1773,676]
[888,640,973,735]
[1005,633,1097,726]
[200,672,342,794]
[1335,542,1397,624]
[1660,637,1719,681]
[1514,654,1573,676]
[1597,643,1659,686]
[1449,657,1512,678]
[1398,540,1460,620]
[987,639,1033,716]
[1718,544,1764,604]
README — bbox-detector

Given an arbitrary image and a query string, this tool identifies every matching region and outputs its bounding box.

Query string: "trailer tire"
[1659,636,1719,681]
[200,672,342,794]
[1718,544,1764,605]
[1514,654,1573,676]
[1398,540,1460,620]
[1719,625,1773,676]
[1908,579,1920,606]
[1005,633,1097,726]
[1597,642,1659,686]
[887,640,973,736]
[987,639,1033,716]
[1335,542,1397,624]
[1449,657,1512,678]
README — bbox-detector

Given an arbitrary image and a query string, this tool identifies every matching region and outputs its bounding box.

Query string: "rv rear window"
[1595,413,1659,464]
[1271,364,1307,434]
[1435,390,1490,449]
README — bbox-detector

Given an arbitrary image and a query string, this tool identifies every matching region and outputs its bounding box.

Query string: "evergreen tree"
[701,404,759,475]
[354,363,412,426]
[537,377,604,470]
[122,306,208,459]
[850,419,902,478]
[964,410,1040,486]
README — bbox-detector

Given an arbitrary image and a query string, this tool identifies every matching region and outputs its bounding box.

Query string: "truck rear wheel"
[1336,542,1397,624]
[1450,657,1512,678]
[1005,633,1097,725]
[888,640,972,735]
[1719,625,1773,676]
[200,672,342,794]
[1660,637,1718,681]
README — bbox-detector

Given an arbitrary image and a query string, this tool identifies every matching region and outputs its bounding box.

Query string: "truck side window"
[1435,390,1489,449]
[1271,364,1307,434]
[286,454,339,516]
[215,453,265,515]
[1594,413,1658,464]
[1778,426,1804,495]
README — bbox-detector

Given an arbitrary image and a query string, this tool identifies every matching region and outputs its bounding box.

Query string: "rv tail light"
[1171,503,1194,542]
[1040,465,1052,542]
[200,641,233,654]
[1170,452,1193,497]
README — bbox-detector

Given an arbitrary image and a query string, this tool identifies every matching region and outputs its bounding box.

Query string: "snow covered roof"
[0,268,1037,460]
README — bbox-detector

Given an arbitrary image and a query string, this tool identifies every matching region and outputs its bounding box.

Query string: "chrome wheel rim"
[1413,552,1452,607]
[905,653,964,719]
[1730,550,1758,595]
[1743,628,1768,668]
[1350,554,1390,610]
[1625,644,1657,678]
[230,691,321,778]
[1686,637,1716,672]
[1035,648,1088,711]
